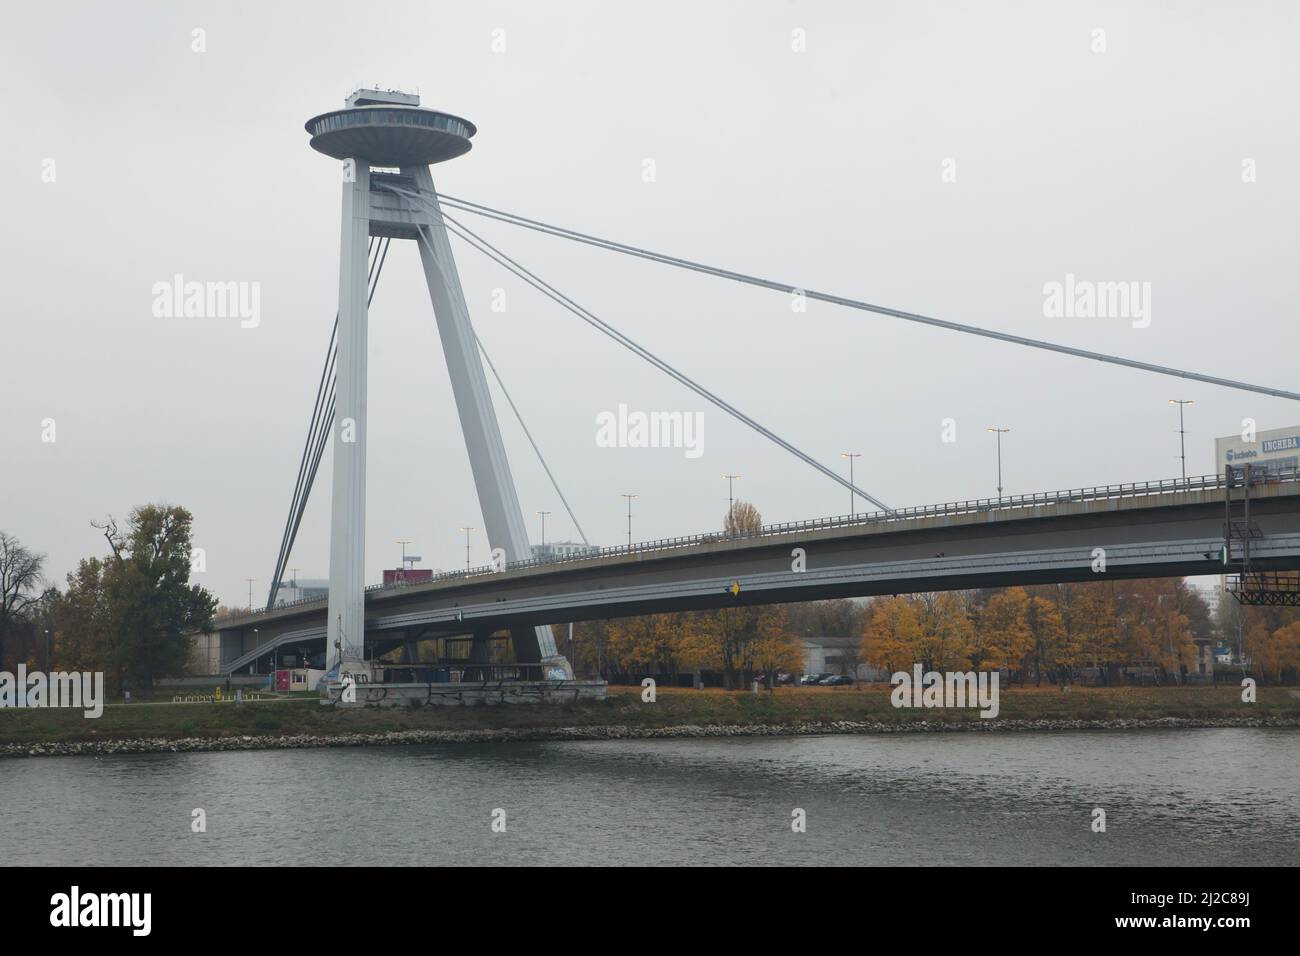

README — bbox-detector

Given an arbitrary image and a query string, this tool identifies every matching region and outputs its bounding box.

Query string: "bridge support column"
[408,165,572,679]
[466,627,494,681]
[325,162,371,676]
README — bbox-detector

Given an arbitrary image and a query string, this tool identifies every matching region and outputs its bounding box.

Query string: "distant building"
[273,667,328,692]
[1190,580,1223,615]
[799,636,886,681]
[531,541,599,562]
[1214,424,1300,477]
[1194,639,1215,680]
[276,578,327,605]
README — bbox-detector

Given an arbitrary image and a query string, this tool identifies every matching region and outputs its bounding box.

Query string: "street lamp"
[721,474,741,529]
[840,453,861,516]
[245,577,255,610]
[1169,399,1194,480]
[459,527,475,571]
[621,494,638,549]
[396,539,412,568]
[44,629,50,672]
[535,511,551,551]
[987,427,1010,497]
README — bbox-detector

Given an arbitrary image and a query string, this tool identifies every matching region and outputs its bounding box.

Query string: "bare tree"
[724,501,762,536]
[836,638,866,687]
[0,531,45,666]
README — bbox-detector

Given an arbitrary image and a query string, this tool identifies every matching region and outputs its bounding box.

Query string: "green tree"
[56,558,108,671]
[75,506,217,693]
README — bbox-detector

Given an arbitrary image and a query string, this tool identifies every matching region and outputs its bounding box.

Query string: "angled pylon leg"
[407,165,571,677]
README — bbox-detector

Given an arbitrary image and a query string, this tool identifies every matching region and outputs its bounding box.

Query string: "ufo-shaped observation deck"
[305,103,476,166]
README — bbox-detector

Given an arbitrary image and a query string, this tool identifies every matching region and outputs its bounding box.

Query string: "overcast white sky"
[2,1,1297,609]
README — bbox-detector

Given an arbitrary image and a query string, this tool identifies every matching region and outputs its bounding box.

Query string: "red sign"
[383,568,434,586]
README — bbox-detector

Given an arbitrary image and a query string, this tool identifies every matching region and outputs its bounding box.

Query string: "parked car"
[801,673,832,686]
[819,674,854,686]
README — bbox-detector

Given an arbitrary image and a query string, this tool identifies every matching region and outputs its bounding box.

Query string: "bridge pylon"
[306,88,571,678]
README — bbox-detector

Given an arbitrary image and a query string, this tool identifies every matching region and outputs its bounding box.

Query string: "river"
[2,728,1296,865]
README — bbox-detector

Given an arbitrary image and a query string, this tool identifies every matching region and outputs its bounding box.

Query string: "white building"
[531,541,599,561]
[799,636,886,681]
[1214,425,1300,477]
[275,578,328,605]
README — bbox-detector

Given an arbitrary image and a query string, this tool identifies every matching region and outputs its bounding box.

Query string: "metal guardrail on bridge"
[233,469,1300,619]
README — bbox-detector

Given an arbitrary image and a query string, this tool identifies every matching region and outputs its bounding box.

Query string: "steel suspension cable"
[267,237,390,608]
[433,194,1300,404]
[380,182,891,511]
[475,333,590,546]
[268,238,376,608]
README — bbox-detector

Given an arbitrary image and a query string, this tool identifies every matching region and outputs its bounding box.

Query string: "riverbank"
[2,684,1297,758]
[6,714,1300,758]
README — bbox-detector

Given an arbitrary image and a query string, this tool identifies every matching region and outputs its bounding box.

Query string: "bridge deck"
[203,475,1300,674]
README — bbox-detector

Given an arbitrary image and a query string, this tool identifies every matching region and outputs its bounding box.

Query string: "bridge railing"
[241,468,1300,618]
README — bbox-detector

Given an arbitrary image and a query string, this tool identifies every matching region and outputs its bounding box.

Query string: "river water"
[2,728,1296,865]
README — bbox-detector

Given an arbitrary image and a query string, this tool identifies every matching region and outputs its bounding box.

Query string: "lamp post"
[1169,399,1194,480]
[987,427,1010,497]
[535,511,551,551]
[840,453,861,515]
[245,577,255,610]
[44,629,50,671]
[621,494,638,549]
[721,473,741,529]
[459,527,475,571]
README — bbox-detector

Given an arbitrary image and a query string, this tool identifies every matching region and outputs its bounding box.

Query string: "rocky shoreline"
[4,715,1298,758]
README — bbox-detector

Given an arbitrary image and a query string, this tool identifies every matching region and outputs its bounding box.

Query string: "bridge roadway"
[207,474,1300,674]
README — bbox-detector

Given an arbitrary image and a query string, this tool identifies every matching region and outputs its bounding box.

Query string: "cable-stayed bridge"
[215,89,1300,683]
